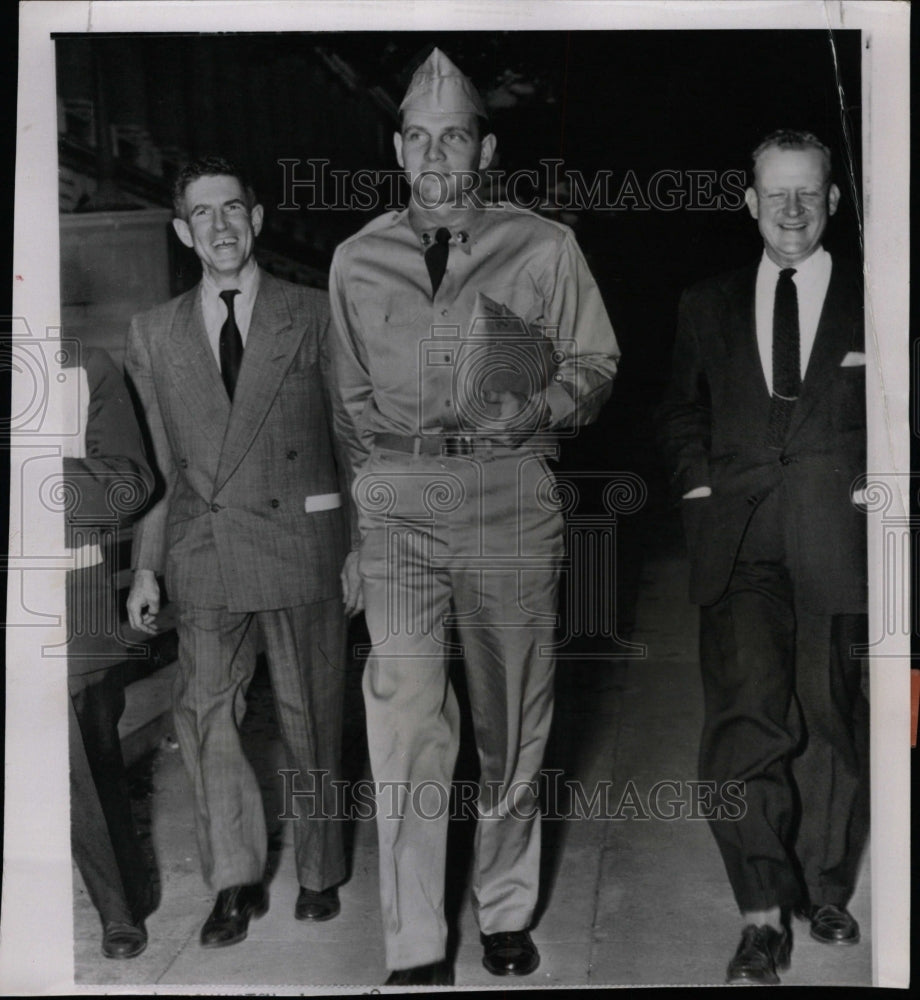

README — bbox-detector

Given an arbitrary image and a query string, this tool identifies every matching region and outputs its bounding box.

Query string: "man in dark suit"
[659,130,868,985]
[125,156,354,948]
[65,347,156,959]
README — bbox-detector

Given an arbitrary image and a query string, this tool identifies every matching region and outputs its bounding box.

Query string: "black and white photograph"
[2,1,911,993]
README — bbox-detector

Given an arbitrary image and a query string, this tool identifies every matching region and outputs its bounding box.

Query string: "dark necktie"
[219,289,243,401]
[766,267,800,447]
[424,227,451,297]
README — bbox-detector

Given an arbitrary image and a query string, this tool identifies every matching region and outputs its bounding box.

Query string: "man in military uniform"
[329,49,620,986]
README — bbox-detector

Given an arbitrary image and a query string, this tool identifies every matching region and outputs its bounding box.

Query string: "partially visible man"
[329,49,619,987]
[659,130,868,985]
[125,156,353,948]
[65,346,155,959]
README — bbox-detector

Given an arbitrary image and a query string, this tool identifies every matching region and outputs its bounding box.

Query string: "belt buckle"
[443,434,474,456]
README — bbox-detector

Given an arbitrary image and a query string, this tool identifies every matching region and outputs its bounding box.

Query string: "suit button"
[780,455,797,465]
[746,495,758,506]
[287,450,298,460]
[210,503,221,513]
[271,499,280,508]
[179,459,188,469]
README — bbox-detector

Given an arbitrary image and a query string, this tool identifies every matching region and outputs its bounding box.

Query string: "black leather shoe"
[384,960,453,986]
[295,885,340,922]
[726,924,792,985]
[102,920,147,959]
[481,930,540,976]
[796,903,860,945]
[200,883,268,948]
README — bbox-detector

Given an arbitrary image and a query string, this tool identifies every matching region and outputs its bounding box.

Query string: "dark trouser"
[69,669,154,926]
[698,488,869,913]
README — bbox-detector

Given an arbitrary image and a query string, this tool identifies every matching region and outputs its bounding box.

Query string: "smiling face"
[172,174,263,286]
[394,111,496,212]
[745,146,840,268]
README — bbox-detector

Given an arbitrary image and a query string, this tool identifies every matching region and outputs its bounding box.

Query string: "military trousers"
[356,446,564,970]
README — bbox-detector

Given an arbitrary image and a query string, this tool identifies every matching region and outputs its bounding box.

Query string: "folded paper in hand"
[453,293,557,426]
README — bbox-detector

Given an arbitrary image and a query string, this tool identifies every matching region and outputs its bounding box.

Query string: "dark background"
[4,16,917,976]
[53,28,863,495]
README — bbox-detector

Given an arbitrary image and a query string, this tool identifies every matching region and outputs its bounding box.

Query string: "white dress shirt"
[754,246,831,395]
[200,259,261,369]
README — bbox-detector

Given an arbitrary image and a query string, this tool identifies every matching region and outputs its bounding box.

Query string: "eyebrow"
[403,123,474,138]
[190,197,246,211]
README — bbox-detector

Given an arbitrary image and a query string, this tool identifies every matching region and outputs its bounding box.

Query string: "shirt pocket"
[351,285,424,330]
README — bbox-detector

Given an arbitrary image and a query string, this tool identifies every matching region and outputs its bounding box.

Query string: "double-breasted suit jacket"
[660,256,866,614]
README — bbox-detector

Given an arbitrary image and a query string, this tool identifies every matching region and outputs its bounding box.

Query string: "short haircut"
[751,129,833,183]
[172,156,257,219]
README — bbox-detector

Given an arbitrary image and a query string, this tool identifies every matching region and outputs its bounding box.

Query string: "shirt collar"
[406,205,488,256]
[201,257,260,303]
[759,245,829,281]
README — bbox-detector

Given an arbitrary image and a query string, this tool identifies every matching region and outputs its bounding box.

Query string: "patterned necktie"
[424,227,451,297]
[219,289,243,401]
[766,267,800,447]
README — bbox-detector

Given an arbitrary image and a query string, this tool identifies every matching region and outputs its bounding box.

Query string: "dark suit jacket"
[65,347,154,681]
[125,269,352,612]
[658,254,867,613]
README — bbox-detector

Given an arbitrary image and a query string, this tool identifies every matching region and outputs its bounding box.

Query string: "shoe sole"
[482,956,541,977]
[200,930,249,950]
[809,929,860,946]
[102,941,147,960]
[726,973,780,986]
[295,906,341,922]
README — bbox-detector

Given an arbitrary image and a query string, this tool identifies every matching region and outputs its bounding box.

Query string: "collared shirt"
[754,246,832,395]
[328,204,620,470]
[200,259,261,368]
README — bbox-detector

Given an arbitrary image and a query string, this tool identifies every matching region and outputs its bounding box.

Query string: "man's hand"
[682,486,712,499]
[481,388,527,421]
[127,569,161,634]
[341,549,364,617]
[479,389,549,447]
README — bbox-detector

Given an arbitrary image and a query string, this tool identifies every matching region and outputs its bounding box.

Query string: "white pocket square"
[304,492,342,513]
[840,351,866,367]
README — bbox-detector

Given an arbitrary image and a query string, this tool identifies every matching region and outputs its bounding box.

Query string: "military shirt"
[329,204,620,471]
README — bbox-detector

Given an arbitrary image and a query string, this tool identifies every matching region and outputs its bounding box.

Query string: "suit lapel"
[725,266,769,400]
[215,271,305,490]
[167,289,230,456]
[788,258,859,438]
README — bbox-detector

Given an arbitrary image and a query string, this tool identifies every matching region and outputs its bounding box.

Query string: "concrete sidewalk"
[72,514,872,990]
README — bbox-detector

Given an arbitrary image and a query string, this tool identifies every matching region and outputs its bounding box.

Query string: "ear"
[172,217,194,249]
[744,186,759,220]
[479,133,497,171]
[251,203,264,237]
[393,132,405,169]
[827,183,841,216]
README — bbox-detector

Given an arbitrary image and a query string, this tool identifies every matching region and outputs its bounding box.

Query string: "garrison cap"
[399,47,488,118]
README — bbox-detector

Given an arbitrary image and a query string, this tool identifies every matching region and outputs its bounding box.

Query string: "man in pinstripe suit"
[125,156,354,948]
